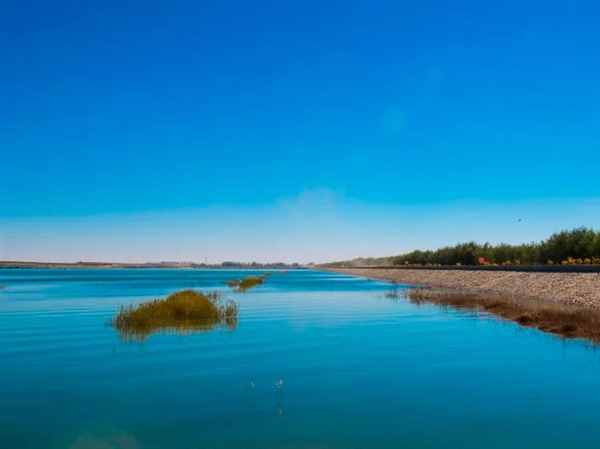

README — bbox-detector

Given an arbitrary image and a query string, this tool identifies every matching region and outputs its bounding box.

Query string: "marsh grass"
[226,274,267,292]
[113,290,238,341]
[407,287,600,344]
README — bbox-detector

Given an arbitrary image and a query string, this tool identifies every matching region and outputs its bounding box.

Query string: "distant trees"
[540,228,600,264]
[392,228,600,266]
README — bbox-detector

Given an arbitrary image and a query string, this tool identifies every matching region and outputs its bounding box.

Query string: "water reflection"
[114,316,238,341]
[69,429,139,449]
[384,283,402,299]
[271,378,285,416]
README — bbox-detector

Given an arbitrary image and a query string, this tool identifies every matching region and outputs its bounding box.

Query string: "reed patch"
[113,289,238,341]
[226,274,267,292]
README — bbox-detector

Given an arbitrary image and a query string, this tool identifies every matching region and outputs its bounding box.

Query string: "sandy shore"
[328,268,600,309]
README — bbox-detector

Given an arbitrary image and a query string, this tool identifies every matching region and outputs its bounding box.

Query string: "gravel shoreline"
[327,268,600,309]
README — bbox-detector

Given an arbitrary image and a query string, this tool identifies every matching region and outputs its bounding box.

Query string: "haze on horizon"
[2,1,600,264]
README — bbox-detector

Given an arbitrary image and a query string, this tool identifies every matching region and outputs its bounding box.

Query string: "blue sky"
[2,1,600,262]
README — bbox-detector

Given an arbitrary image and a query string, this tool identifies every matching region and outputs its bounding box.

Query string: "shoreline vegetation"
[405,288,600,344]
[227,274,268,292]
[323,228,600,268]
[329,267,600,345]
[113,290,238,341]
[322,227,600,344]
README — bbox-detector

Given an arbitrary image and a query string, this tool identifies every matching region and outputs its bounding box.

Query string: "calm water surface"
[1,269,600,449]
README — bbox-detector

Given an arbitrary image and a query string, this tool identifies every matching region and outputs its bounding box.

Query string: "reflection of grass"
[384,283,401,299]
[407,288,600,344]
[113,290,238,341]
[227,274,267,292]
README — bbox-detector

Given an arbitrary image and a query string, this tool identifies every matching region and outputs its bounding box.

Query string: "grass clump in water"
[407,287,600,344]
[113,289,238,341]
[226,274,267,292]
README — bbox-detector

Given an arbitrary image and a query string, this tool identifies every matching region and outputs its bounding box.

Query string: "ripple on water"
[2,269,600,449]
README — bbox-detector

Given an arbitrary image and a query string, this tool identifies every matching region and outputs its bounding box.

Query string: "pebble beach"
[329,268,600,309]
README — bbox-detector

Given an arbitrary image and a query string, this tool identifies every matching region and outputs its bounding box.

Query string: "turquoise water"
[1,269,600,449]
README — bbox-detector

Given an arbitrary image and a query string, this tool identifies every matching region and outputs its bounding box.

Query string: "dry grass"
[226,274,267,292]
[113,290,238,341]
[406,287,600,344]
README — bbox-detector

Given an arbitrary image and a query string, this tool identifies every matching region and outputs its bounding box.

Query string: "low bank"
[326,267,600,309]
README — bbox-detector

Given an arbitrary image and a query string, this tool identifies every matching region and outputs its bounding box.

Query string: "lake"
[1,268,600,449]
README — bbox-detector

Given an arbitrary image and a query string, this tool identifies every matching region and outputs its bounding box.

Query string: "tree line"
[392,228,600,266]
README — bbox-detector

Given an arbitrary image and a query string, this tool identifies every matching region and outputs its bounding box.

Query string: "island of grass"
[226,274,267,292]
[113,289,238,340]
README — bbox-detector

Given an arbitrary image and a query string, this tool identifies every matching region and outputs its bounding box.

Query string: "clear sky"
[2,1,600,263]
